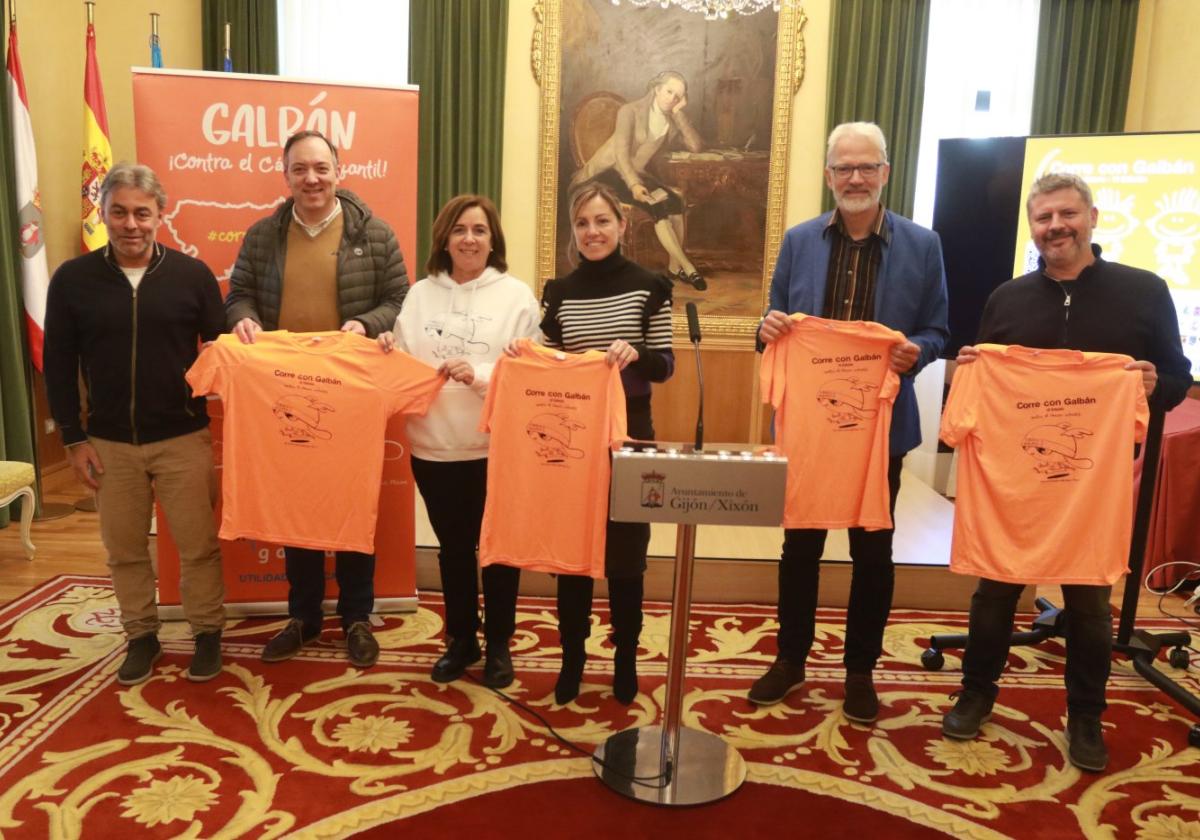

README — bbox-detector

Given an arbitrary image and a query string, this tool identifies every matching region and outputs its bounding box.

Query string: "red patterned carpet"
[2,575,1199,838]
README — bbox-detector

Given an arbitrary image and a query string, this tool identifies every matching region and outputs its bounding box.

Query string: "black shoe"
[670,268,708,291]
[747,657,805,706]
[942,689,995,740]
[431,637,482,683]
[1066,714,1108,772]
[613,646,638,705]
[482,645,514,689]
[261,619,320,663]
[346,621,380,668]
[555,644,587,705]
[843,671,879,723]
[117,634,162,685]
[187,630,223,682]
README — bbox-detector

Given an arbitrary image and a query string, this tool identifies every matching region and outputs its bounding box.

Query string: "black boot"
[556,638,587,704]
[609,576,644,705]
[556,575,594,704]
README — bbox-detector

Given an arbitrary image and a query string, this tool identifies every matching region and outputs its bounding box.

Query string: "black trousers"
[556,396,653,651]
[776,456,903,673]
[557,574,644,652]
[284,547,374,632]
[961,579,1113,716]
[411,456,520,646]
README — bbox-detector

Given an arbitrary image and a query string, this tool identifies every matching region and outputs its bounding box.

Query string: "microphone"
[686,302,704,451]
[686,300,702,344]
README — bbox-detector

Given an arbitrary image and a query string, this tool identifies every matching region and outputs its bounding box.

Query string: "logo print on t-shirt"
[816,378,879,429]
[425,311,491,359]
[526,412,585,464]
[1022,423,1094,480]
[273,394,335,445]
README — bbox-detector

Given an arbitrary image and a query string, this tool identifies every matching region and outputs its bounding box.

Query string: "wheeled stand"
[920,407,1200,748]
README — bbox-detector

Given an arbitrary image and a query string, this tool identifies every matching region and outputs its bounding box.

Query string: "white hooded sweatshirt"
[394,266,540,460]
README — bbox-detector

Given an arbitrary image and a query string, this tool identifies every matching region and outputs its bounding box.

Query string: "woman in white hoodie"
[378,195,540,687]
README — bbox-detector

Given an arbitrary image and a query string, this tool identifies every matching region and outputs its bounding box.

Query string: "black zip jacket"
[44,244,224,446]
[977,245,1193,413]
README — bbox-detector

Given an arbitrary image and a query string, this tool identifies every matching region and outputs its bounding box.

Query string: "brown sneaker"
[747,657,806,706]
[346,621,380,669]
[1066,714,1108,772]
[117,634,162,685]
[843,671,879,723]
[187,630,223,682]
[942,689,994,740]
[261,619,320,663]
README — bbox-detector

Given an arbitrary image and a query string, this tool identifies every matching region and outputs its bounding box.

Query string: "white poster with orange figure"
[133,68,421,613]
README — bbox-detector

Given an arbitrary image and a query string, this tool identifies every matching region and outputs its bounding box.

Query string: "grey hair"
[1026,172,1093,215]
[100,162,167,212]
[826,121,889,166]
[646,70,687,95]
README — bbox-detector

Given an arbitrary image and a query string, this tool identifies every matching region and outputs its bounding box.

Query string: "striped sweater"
[540,250,675,399]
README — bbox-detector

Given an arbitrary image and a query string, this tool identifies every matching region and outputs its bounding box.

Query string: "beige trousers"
[91,428,225,638]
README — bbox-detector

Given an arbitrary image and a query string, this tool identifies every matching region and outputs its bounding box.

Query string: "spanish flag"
[81,18,112,253]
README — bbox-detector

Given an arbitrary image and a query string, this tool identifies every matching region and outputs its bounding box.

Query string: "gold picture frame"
[531,0,807,349]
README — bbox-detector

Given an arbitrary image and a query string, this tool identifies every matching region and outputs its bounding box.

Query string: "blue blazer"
[768,210,949,455]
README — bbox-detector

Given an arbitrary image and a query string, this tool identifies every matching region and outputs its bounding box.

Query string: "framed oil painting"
[532,0,807,348]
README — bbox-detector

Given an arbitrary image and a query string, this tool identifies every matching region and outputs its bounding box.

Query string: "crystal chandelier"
[611,0,789,22]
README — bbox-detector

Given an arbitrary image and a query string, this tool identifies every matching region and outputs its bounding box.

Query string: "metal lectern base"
[593,725,746,806]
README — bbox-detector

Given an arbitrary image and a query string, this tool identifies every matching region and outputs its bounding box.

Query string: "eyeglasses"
[828,163,886,179]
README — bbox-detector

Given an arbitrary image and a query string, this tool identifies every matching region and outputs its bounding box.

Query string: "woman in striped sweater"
[540,183,675,705]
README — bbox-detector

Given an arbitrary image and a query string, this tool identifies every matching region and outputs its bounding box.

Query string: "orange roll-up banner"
[133,69,420,614]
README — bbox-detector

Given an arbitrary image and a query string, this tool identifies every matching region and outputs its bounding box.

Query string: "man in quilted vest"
[225,130,407,669]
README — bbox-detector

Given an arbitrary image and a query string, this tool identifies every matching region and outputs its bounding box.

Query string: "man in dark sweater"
[44,163,225,686]
[225,130,407,669]
[941,172,1193,772]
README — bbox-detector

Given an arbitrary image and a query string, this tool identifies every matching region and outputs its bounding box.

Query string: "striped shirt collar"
[823,205,890,244]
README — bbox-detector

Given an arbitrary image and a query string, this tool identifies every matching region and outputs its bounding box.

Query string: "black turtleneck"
[539,249,675,396]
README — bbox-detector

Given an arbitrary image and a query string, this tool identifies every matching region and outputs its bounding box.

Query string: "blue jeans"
[961,579,1113,716]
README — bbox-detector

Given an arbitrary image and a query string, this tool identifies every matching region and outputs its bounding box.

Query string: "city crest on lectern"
[640,471,666,508]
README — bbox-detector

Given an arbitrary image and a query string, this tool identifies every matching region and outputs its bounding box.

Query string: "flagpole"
[150,11,162,67]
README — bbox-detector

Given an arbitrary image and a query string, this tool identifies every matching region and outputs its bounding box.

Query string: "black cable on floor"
[462,670,671,789]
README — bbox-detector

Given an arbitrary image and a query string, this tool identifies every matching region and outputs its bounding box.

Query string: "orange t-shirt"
[478,340,628,578]
[761,314,904,530]
[186,331,445,553]
[940,344,1149,585]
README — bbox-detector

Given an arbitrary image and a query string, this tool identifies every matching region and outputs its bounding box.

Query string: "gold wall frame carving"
[531,0,807,350]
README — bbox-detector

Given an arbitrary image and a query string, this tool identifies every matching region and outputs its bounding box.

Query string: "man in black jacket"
[225,130,407,669]
[44,163,225,686]
[941,172,1193,773]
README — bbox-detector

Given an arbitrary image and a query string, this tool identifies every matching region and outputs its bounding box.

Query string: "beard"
[835,189,880,216]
